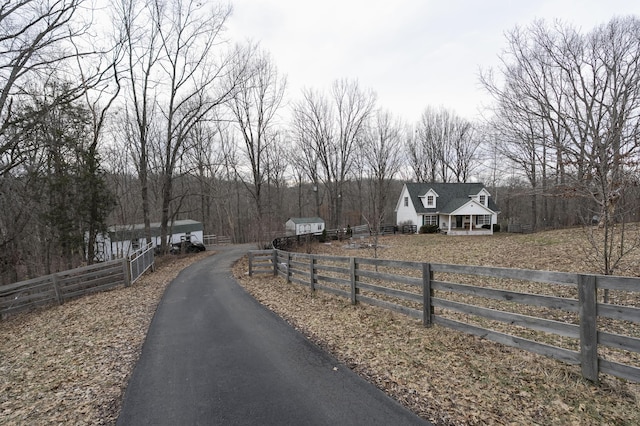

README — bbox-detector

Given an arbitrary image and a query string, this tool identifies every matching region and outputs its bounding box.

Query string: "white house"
[285,217,325,236]
[396,183,500,235]
[94,219,205,260]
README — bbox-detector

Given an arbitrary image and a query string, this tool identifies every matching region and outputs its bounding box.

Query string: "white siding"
[285,220,296,236]
[395,186,419,226]
[287,220,325,236]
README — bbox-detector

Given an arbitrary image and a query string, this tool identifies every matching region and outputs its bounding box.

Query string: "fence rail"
[203,234,232,245]
[247,249,640,383]
[1,246,158,319]
[129,242,155,284]
[0,260,130,319]
[272,224,407,250]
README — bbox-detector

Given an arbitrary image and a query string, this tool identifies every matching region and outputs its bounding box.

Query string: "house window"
[476,215,492,225]
[423,215,438,225]
[404,196,408,207]
[317,224,322,231]
[427,195,434,207]
[479,195,486,205]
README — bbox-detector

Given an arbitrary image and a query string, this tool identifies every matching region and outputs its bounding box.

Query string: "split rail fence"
[248,249,640,383]
[1,244,155,319]
[203,234,232,245]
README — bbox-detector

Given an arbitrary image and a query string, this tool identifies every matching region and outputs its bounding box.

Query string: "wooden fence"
[1,244,156,319]
[248,249,640,383]
[203,234,232,245]
[507,223,534,233]
[0,260,128,319]
[272,224,409,250]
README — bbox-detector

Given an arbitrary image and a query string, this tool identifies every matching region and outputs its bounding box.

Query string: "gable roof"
[287,217,325,224]
[404,182,499,214]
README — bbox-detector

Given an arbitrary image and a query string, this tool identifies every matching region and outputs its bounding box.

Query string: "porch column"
[470,215,473,231]
[448,216,452,233]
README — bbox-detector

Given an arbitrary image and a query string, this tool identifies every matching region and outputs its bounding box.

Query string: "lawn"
[234,228,640,425]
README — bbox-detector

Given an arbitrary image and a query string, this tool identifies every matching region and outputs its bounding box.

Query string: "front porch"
[422,213,494,236]
[442,213,493,235]
[444,228,493,236]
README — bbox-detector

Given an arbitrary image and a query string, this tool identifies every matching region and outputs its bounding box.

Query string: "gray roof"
[287,217,325,224]
[404,182,499,214]
[107,219,203,241]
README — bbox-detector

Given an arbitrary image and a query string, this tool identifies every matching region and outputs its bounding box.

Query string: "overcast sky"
[226,0,640,124]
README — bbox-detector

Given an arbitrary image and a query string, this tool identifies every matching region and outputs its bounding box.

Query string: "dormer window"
[479,195,486,205]
[420,189,439,208]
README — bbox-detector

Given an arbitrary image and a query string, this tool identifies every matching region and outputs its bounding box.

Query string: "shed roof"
[287,217,325,224]
[107,219,203,241]
[404,182,499,214]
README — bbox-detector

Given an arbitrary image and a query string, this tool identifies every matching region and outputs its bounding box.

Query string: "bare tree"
[290,88,330,218]
[117,0,162,244]
[0,0,117,174]
[0,0,120,280]
[118,0,242,252]
[186,120,223,232]
[408,106,478,183]
[404,123,428,182]
[227,46,286,243]
[482,17,640,278]
[291,79,376,228]
[263,131,290,231]
[361,109,404,257]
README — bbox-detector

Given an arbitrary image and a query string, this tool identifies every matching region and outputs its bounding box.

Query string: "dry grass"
[1,228,638,425]
[0,252,212,425]
[233,228,640,425]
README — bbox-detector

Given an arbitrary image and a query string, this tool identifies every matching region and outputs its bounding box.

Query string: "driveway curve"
[117,245,430,425]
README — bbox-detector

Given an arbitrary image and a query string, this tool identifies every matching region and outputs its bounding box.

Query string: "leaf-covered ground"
[1,229,639,425]
[0,252,212,425]
[233,229,640,425]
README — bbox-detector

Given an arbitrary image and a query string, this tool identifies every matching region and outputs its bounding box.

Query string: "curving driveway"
[117,245,430,425]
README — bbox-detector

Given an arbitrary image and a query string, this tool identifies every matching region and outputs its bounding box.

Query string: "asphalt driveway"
[117,245,430,425]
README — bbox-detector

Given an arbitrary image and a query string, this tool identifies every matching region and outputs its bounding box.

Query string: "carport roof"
[107,219,203,241]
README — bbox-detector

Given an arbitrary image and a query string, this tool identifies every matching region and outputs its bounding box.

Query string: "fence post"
[422,263,433,327]
[123,258,131,287]
[272,249,278,276]
[130,252,137,282]
[309,256,315,292]
[52,274,63,305]
[150,245,156,272]
[350,257,358,305]
[286,252,291,283]
[578,274,598,383]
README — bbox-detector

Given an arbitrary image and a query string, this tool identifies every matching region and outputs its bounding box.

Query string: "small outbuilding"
[285,217,325,236]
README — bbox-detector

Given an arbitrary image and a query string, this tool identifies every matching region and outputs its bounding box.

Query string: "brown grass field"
[0,228,638,425]
[233,228,640,425]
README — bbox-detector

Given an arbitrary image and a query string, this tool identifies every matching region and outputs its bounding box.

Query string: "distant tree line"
[1,1,639,283]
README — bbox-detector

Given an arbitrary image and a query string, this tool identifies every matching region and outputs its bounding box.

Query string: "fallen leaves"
[233,230,640,426]
[0,251,212,426]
